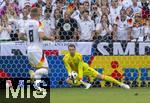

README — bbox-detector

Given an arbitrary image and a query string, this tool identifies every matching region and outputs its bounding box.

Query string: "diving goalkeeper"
[63,44,130,89]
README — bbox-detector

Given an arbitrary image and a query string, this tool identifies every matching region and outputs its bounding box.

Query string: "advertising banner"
[0,42,93,56]
[93,41,150,55]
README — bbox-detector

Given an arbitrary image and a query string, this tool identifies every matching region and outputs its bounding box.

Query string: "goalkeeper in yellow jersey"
[63,44,130,89]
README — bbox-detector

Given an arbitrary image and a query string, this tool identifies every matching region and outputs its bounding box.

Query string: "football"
[71,71,78,79]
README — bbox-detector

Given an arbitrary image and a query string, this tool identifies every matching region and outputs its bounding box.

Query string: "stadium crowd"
[0,0,149,41]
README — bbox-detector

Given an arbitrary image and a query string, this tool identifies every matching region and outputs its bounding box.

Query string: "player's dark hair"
[68,44,76,49]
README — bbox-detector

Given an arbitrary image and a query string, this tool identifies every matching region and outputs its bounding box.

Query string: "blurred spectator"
[0,15,12,40]
[43,0,52,16]
[39,7,45,21]
[121,0,132,9]
[131,13,144,41]
[144,19,150,41]
[132,0,142,14]
[33,0,46,8]
[101,0,108,7]
[17,0,36,10]
[6,3,18,20]
[53,8,62,25]
[91,3,101,25]
[42,10,55,41]
[126,7,134,19]
[5,3,19,41]
[73,0,80,8]
[78,10,95,41]
[56,11,78,41]
[0,0,10,9]
[55,0,66,17]
[83,1,90,11]
[71,3,84,21]
[141,0,150,19]
[18,7,30,38]
[32,0,47,17]
[100,5,111,24]
[19,1,31,19]
[0,0,149,42]
[96,14,112,41]
[109,0,122,24]
[113,9,131,41]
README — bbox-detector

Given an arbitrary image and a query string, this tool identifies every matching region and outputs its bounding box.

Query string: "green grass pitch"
[50,88,150,103]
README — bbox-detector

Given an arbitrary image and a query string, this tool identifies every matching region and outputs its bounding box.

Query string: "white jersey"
[115,16,131,40]
[109,6,122,24]
[24,19,48,68]
[78,19,95,40]
[132,25,144,39]
[24,19,44,46]
[42,18,55,37]
[96,23,112,36]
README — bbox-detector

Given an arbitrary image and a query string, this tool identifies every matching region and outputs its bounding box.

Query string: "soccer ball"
[71,71,78,79]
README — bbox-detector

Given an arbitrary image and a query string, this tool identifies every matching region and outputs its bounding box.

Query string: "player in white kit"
[20,7,50,93]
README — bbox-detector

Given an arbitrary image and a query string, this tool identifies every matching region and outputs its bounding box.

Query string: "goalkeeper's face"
[68,47,76,56]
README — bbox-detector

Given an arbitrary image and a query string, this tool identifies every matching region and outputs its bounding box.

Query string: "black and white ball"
[71,71,78,79]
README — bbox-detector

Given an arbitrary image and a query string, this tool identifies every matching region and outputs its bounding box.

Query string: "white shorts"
[27,45,48,68]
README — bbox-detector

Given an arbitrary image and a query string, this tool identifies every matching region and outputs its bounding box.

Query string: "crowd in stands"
[0,0,149,42]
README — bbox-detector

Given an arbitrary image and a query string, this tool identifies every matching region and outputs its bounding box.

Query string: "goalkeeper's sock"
[103,75,122,86]
[80,80,91,89]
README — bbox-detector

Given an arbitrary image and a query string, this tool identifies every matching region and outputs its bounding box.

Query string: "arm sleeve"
[78,55,83,80]
[63,57,72,75]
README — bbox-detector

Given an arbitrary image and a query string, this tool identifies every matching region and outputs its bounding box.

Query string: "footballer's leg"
[34,52,49,92]
[28,46,49,92]
[86,67,130,89]
[27,46,38,81]
[97,74,130,89]
[80,81,91,89]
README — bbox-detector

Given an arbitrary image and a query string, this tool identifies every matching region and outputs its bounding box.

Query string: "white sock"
[80,80,89,87]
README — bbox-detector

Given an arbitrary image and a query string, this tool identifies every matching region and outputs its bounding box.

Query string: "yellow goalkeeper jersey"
[63,51,85,80]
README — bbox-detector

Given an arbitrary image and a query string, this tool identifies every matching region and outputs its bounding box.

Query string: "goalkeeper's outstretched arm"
[63,58,72,76]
